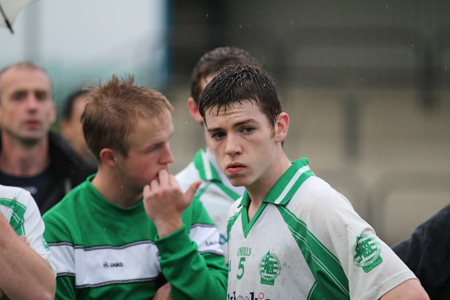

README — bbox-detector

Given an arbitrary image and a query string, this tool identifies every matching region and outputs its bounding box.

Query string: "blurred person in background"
[392,203,450,299]
[61,89,96,167]
[0,62,95,213]
[0,184,56,300]
[43,75,227,299]
[199,64,429,300]
[176,46,261,261]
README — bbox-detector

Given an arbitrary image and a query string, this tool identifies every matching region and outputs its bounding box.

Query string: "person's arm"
[392,203,450,299]
[0,213,55,300]
[153,283,172,300]
[143,170,228,300]
[380,278,429,300]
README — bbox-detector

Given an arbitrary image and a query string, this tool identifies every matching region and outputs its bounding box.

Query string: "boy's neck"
[245,154,292,221]
[92,168,142,208]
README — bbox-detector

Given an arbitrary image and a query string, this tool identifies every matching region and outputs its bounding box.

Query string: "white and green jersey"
[0,184,54,273]
[227,158,416,300]
[43,175,228,300]
[176,149,242,260]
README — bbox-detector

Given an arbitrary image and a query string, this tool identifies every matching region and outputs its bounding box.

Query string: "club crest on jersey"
[353,233,383,273]
[258,251,281,286]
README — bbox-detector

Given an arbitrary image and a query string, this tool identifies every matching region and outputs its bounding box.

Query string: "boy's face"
[204,100,279,190]
[114,110,174,194]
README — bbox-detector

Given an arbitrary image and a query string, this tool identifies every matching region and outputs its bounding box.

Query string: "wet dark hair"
[199,64,282,128]
[190,47,261,105]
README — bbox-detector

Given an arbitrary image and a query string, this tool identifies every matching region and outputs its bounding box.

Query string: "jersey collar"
[240,158,313,208]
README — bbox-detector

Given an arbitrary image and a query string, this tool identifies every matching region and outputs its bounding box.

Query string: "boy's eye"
[147,144,161,152]
[242,127,254,134]
[211,132,226,140]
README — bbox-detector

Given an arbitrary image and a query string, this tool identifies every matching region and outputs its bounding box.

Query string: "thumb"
[184,180,202,203]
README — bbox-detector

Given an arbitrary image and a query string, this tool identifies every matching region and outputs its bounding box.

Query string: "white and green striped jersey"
[227,158,415,300]
[43,175,228,299]
[176,149,242,261]
[0,184,54,273]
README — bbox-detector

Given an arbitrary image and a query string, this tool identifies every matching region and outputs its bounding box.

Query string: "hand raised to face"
[143,169,201,238]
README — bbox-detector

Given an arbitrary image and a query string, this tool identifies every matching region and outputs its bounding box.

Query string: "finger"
[143,184,151,197]
[185,180,202,202]
[161,282,171,290]
[158,169,169,187]
[151,178,160,191]
[168,174,179,188]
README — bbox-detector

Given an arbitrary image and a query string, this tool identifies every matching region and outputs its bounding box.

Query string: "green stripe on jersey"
[264,158,313,206]
[278,206,350,299]
[0,197,27,235]
[227,210,242,241]
[237,159,313,238]
[193,149,240,200]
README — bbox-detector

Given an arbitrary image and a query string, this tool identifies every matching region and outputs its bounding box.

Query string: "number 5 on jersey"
[237,257,245,279]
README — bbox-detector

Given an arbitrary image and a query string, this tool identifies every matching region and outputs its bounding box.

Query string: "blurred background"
[1,0,449,245]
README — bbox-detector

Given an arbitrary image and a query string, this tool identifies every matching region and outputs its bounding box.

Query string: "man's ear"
[99,148,117,168]
[274,112,289,143]
[49,102,57,124]
[187,97,203,123]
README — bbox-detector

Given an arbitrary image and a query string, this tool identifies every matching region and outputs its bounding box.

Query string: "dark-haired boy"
[199,65,429,300]
[176,47,261,260]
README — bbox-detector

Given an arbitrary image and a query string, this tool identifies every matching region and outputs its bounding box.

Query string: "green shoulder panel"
[277,206,350,300]
[0,197,27,235]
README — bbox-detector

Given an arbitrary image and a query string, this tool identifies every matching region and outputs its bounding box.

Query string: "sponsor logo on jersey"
[353,233,383,273]
[258,251,281,286]
[103,261,124,268]
[205,239,219,246]
[228,291,269,300]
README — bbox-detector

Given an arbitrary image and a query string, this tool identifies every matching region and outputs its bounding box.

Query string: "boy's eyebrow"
[145,131,174,149]
[207,118,257,133]
[207,127,222,134]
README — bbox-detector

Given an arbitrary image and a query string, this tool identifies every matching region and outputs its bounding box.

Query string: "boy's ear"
[187,97,204,123]
[274,112,289,143]
[99,148,117,168]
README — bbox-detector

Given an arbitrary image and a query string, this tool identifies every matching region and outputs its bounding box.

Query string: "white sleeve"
[300,178,416,299]
[21,193,56,275]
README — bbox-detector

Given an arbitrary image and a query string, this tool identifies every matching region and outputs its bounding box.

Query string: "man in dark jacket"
[392,203,450,300]
[0,62,95,214]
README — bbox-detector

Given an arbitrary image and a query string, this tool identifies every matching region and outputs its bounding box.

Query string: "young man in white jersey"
[176,47,261,259]
[199,65,429,300]
[0,184,55,299]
